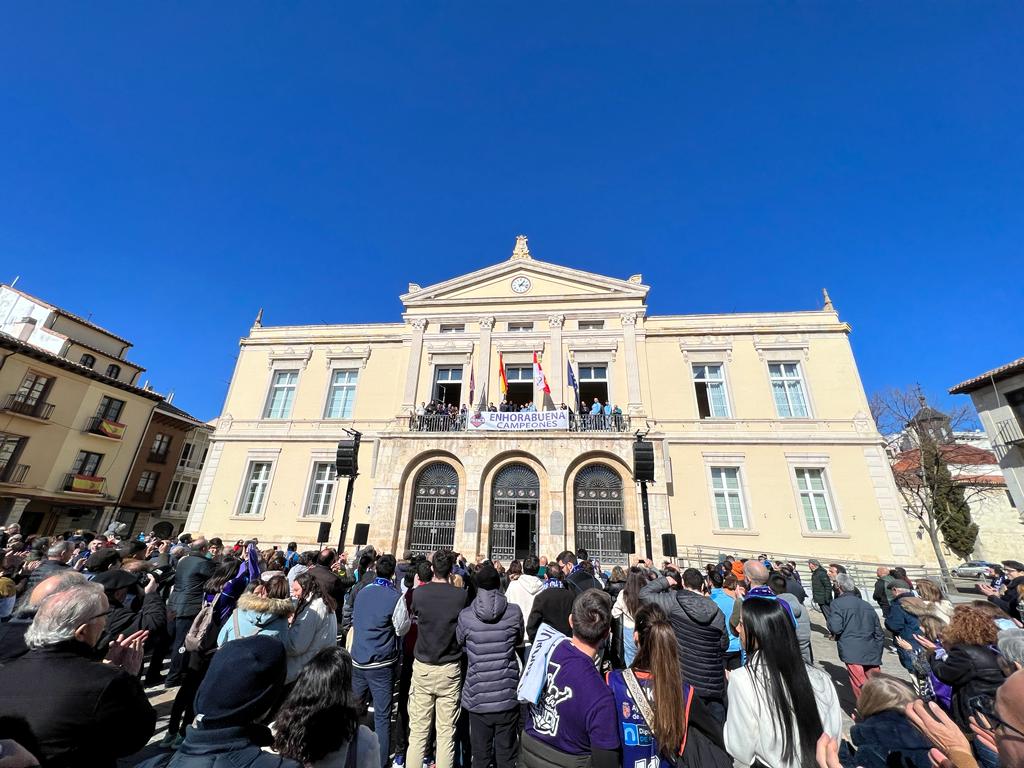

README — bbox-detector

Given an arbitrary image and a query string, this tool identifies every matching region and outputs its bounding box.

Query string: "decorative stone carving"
[411,319,428,332]
[678,336,733,363]
[753,334,810,362]
[628,274,643,284]
[267,346,312,369]
[479,316,495,331]
[510,234,532,261]
[620,312,638,327]
[548,314,565,329]
[325,345,372,369]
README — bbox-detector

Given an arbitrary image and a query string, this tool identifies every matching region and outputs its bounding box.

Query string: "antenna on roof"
[167,390,175,404]
[10,276,19,288]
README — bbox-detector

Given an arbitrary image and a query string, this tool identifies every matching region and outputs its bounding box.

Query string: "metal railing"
[408,412,632,433]
[63,473,107,495]
[147,450,168,464]
[85,416,125,439]
[0,464,29,484]
[2,393,54,420]
[997,417,1024,447]
[671,543,945,597]
[133,489,155,502]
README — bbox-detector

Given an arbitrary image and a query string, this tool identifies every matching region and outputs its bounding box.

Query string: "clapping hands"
[104,629,149,676]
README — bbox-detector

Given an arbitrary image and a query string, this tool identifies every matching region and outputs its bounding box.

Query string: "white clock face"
[511,276,532,294]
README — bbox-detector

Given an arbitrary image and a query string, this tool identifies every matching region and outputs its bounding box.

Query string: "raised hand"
[905,700,970,757]
[105,629,149,676]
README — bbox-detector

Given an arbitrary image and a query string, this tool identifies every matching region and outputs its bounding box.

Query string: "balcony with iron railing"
[2,393,55,421]
[408,412,631,434]
[63,472,107,495]
[85,416,126,440]
[0,464,29,484]
[997,417,1024,447]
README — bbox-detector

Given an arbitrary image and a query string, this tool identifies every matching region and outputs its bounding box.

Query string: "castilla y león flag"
[533,351,551,394]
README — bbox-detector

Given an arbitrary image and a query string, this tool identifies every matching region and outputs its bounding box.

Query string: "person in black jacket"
[527,562,575,640]
[457,563,523,768]
[165,539,214,686]
[92,568,167,654]
[0,570,87,665]
[0,581,155,768]
[979,560,1024,622]
[559,550,601,596]
[639,567,729,720]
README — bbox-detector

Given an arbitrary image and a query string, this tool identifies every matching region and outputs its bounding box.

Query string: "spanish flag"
[98,418,126,439]
[71,475,104,494]
[498,351,508,396]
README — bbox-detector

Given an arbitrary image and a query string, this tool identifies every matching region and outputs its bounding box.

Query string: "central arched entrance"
[573,464,626,566]
[490,462,539,562]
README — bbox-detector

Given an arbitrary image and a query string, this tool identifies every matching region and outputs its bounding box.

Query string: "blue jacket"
[884,594,923,672]
[709,588,741,653]
[350,578,410,668]
[217,592,292,646]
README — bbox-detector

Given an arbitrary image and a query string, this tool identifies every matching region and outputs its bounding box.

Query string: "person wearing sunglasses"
[0,581,155,768]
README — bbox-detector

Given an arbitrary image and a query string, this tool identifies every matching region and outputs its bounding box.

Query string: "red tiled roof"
[950,356,1024,394]
[893,444,1001,473]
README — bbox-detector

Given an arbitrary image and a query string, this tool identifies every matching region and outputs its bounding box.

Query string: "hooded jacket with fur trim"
[217,591,293,647]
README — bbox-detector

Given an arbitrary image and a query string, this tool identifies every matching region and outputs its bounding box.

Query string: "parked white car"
[951,561,995,579]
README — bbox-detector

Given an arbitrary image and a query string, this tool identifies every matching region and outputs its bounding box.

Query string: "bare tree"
[871,386,992,589]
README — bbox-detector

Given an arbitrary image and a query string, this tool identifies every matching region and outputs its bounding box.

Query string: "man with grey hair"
[827,572,884,698]
[0,570,87,664]
[998,628,1024,669]
[0,582,155,767]
[22,539,74,594]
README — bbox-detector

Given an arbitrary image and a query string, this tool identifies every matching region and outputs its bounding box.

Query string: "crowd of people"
[0,523,1022,768]
[410,398,627,431]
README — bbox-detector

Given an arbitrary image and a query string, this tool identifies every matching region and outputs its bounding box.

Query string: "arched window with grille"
[408,462,458,555]
[573,464,625,565]
[490,462,539,562]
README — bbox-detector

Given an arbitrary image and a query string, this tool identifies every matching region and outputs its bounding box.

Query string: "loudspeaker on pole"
[316,522,332,545]
[353,523,370,546]
[661,533,677,558]
[619,529,636,555]
[633,442,655,482]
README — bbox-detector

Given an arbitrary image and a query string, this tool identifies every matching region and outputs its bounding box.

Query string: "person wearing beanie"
[137,635,300,768]
[457,562,523,768]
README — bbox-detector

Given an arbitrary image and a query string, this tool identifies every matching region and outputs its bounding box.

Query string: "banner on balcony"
[467,409,569,431]
[97,419,126,439]
[70,475,104,494]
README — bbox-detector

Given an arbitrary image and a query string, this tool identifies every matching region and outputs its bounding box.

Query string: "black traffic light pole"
[336,430,361,553]
[635,429,654,562]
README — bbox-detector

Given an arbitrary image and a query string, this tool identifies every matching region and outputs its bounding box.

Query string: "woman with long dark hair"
[724,596,842,768]
[607,604,728,767]
[286,572,338,685]
[274,645,378,767]
[611,566,647,667]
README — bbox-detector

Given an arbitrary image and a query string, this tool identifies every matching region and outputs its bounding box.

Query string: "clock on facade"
[511,276,532,294]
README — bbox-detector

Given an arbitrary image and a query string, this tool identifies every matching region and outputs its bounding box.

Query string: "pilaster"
[547,315,564,406]
[621,312,644,416]
[400,319,429,413]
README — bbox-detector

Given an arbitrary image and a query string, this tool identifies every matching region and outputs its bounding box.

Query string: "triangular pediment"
[402,255,648,309]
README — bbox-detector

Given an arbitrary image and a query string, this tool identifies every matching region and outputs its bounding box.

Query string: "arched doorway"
[490,462,539,562]
[573,464,625,565]
[408,462,458,554]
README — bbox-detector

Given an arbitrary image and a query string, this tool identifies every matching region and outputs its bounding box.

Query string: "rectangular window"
[769,362,809,418]
[508,322,533,333]
[504,366,533,381]
[165,480,182,510]
[304,462,337,517]
[710,467,746,529]
[264,370,298,419]
[184,483,197,512]
[439,324,465,334]
[693,364,730,418]
[238,462,272,516]
[795,468,836,532]
[96,396,125,422]
[137,470,159,494]
[578,320,605,331]
[325,369,358,419]
[72,450,103,476]
[16,372,52,406]
[197,447,207,470]
[0,434,25,479]
[151,433,172,457]
[178,443,194,468]
[578,365,608,381]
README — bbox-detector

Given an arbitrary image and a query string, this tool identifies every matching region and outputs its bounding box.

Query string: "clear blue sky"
[2,4,1021,420]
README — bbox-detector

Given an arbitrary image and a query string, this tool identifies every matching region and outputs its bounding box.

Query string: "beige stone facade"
[188,237,917,565]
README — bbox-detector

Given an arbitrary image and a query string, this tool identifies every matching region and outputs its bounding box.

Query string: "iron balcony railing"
[996,417,1024,447]
[408,412,631,433]
[147,450,169,464]
[2,393,55,421]
[63,472,107,495]
[133,489,155,502]
[0,464,29,484]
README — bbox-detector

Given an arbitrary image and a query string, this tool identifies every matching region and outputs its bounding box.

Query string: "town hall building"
[187,236,916,566]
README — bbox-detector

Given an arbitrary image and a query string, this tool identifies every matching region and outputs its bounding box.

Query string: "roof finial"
[511,234,531,261]
[822,288,834,312]
[254,307,264,328]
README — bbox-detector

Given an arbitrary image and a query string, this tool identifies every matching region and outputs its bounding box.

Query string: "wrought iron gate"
[573,464,626,566]
[489,463,539,563]
[408,462,458,554]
